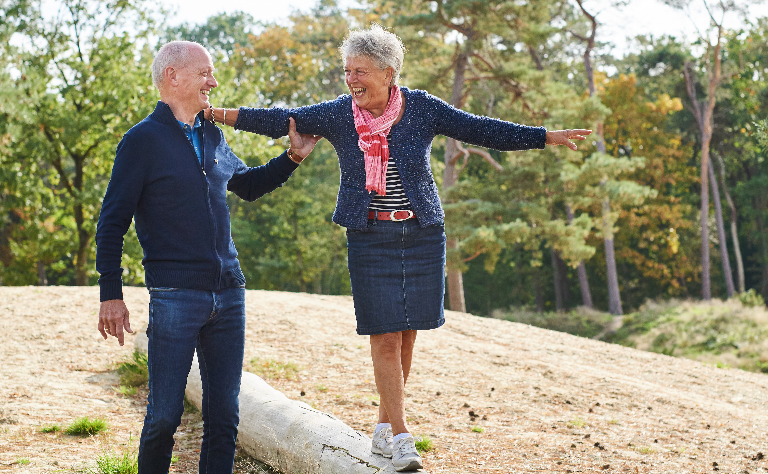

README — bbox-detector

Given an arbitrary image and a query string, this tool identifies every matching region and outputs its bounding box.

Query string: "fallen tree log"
[134,328,415,473]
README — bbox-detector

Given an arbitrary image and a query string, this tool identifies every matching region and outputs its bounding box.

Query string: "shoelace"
[396,437,418,456]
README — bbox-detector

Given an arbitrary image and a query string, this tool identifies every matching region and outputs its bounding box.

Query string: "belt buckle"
[390,210,414,222]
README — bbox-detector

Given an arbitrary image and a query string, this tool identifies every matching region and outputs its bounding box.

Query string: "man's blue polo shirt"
[178,116,203,163]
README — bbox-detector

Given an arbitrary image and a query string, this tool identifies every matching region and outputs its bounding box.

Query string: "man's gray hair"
[339,24,406,87]
[151,41,208,89]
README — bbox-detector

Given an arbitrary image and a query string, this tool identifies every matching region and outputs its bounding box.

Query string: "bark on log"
[134,329,413,473]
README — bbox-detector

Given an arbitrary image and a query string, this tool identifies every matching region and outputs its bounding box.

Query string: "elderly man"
[95,41,320,473]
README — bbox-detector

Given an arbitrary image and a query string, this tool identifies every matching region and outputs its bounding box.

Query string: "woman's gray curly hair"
[339,24,406,87]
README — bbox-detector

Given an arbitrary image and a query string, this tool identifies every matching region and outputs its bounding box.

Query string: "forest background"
[2,0,768,319]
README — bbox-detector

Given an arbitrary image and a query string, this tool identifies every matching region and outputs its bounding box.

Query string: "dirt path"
[1,286,767,473]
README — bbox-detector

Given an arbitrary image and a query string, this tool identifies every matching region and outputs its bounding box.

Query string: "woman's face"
[344,55,393,114]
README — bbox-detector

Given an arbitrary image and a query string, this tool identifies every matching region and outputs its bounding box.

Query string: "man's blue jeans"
[138,287,245,474]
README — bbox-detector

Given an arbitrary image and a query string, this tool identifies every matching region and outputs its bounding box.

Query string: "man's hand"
[99,299,134,346]
[287,117,323,163]
[545,129,592,151]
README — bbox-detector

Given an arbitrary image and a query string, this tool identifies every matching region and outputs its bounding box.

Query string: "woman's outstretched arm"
[205,97,345,141]
[426,92,590,151]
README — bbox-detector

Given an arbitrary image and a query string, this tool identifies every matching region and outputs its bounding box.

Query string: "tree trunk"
[755,198,768,300]
[442,48,470,313]
[533,268,544,313]
[714,153,745,293]
[602,194,623,315]
[37,260,47,286]
[574,1,622,315]
[556,252,570,305]
[682,25,723,301]
[551,248,564,312]
[708,162,735,297]
[74,201,89,286]
[700,141,712,300]
[566,205,593,308]
[446,239,467,312]
[292,215,307,293]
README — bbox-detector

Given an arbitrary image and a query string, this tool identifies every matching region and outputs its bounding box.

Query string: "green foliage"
[415,436,434,453]
[116,351,149,388]
[567,417,586,428]
[471,426,484,433]
[183,395,199,414]
[1,0,766,317]
[246,358,300,380]
[493,305,612,339]
[83,444,138,474]
[40,424,61,433]
[604,299,768,373]
[0,0,156,285]
[16,458,30,465]
[65,417,108,436]
[737,289,765,308]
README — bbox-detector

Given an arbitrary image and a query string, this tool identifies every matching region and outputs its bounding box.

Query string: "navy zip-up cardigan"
[96,101,299,302]
[235,87,547,230]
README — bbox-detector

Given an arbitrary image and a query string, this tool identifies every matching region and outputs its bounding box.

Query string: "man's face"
[175,46,217,113]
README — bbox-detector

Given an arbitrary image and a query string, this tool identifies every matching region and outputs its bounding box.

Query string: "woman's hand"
[287,117,323,163]
[545,129,592,150]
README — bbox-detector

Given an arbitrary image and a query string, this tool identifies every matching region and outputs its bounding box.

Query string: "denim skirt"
[346,219,446,335]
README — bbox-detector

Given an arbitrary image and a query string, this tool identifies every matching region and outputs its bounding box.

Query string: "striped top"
[368,158,413,212]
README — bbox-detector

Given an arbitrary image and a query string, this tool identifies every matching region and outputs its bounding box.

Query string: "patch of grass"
[607,419,620,425]
[16,458,30,465]
[492,306,613,339]
[471,426,484,433]
[116,351,149,388]
[634,445,655,454]
[315,384,328,393]
[603,298,768,373]
[246,358,299,380]
[567,417,587,429]
[116,386,137,397]
[171,454,179,464]
[183,395,199,414]
[65,417,108,436]
[83,447,138,474]
[40,424,61,433]
[415,436,433,453]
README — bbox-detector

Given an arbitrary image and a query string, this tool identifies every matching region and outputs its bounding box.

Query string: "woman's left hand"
[545,129,592,151]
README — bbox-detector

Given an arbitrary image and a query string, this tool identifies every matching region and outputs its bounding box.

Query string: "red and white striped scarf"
[352,86,402,196]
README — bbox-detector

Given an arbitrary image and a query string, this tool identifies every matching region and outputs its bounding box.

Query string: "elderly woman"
[207,25,589,471]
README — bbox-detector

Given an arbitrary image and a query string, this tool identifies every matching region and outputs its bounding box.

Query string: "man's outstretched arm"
[228,118,322,201]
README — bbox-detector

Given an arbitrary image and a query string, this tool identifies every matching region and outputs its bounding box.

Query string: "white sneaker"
[392,436,423,471]
[371,426,393,457]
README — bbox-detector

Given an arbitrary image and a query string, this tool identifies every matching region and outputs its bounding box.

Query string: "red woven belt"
[368,210,416,221]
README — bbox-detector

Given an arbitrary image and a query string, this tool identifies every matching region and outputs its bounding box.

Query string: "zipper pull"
[202,170,207,176]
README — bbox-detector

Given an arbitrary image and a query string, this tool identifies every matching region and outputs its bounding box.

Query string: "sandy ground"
[1,286,767,473]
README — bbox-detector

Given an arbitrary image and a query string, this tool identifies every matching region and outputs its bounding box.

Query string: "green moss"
[116,351,149,388]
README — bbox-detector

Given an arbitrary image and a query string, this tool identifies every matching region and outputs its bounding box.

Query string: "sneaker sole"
[371,447,392,458]
[394,459,423,471]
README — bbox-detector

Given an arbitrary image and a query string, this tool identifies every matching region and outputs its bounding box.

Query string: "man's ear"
[165,66,178,86]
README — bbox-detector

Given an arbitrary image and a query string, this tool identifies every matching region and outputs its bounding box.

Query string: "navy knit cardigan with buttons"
[235,87,547,230]
[95,101,299,302]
